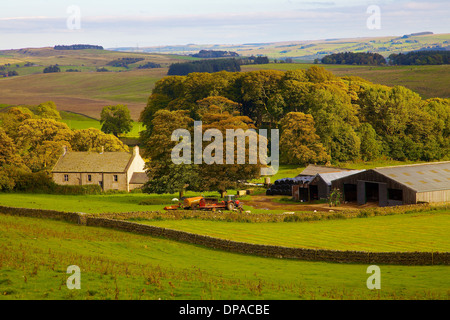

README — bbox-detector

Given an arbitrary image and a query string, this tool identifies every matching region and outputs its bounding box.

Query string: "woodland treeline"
[140,66,450,168]
[106,57,145,68]
[168,56,270,76]
[388,50,450,65]
[191,50,239,58]
[168,59,241,76]
[54,44,104,50]
[321,52,386,65]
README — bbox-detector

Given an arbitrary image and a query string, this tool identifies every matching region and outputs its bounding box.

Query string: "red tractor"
[164,195,242,211]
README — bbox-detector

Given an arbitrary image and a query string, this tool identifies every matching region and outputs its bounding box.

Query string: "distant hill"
[402,32,434,38]
[111,33,450,61]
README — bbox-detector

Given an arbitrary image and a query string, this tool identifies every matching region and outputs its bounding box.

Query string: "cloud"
[0,1,448,49]
[404,2,442,10]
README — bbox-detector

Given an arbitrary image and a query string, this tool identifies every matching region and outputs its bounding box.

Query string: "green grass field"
[0,214,448,300]
[139,211,450,252]
[0,192,226,213]
[60,111,144,138]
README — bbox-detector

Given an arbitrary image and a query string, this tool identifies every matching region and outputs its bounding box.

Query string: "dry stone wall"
[0,205,448,265]
[0,205,86,224]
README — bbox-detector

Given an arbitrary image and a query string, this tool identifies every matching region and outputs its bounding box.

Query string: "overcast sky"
[0,0,448,49]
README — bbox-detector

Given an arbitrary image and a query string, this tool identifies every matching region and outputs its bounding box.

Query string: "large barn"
[331,162,450,206]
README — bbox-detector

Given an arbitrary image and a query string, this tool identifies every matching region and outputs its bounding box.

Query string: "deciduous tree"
[16,118,73,171]
[279,112,329,165]
[71,128,129,152]
[100,104,133,137]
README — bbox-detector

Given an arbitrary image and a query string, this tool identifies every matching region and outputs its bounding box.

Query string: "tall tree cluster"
[140,67,450,168]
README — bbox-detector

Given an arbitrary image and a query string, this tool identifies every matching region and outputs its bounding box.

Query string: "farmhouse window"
[113,175,118,182]
[88,175,92,182]
[64,174,69,181]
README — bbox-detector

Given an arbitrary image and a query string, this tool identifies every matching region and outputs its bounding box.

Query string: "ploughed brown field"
[0,68,167,120]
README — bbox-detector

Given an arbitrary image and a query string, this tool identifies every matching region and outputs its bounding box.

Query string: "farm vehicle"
[164,195,243,211]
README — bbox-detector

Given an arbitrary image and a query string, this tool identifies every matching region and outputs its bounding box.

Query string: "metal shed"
[331,162,450,206]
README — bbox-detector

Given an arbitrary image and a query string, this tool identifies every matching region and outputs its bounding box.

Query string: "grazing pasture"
[0,214,448,300]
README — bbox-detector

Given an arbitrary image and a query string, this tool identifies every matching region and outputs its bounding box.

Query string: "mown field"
[139,211,450,252]
[0,214,449,300]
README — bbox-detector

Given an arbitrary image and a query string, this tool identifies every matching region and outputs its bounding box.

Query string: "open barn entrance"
[309,185,319,201]
[344,183,357,202]
[365,182,379,202]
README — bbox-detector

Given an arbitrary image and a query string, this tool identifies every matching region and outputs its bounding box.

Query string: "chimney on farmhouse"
[62,145,68,156]
[133,145,139,156]
[100,146,104,154]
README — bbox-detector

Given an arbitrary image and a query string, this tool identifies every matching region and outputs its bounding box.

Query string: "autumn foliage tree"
[279,112,329,165]
[196,105,262,194]
[70,128,129,152]
[142,110,198,198]
[15,118,73,171]
[141,104,264,196]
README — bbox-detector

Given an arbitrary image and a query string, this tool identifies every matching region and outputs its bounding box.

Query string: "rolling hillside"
[115,33,450,61]
[0,40,449,121]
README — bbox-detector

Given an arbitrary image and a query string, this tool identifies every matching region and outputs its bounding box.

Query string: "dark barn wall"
[309,176,330,200]
[332,170,417,205]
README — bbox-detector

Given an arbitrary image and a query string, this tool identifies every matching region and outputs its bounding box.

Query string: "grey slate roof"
[373,162,450,193]
[129,172,149,184]
[52,152,133,173]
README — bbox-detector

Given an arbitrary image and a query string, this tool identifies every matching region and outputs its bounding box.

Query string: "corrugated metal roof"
[52,152,133,173]
[317,170,366,186]
[373,162,450,193]
[298,164,354,176]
